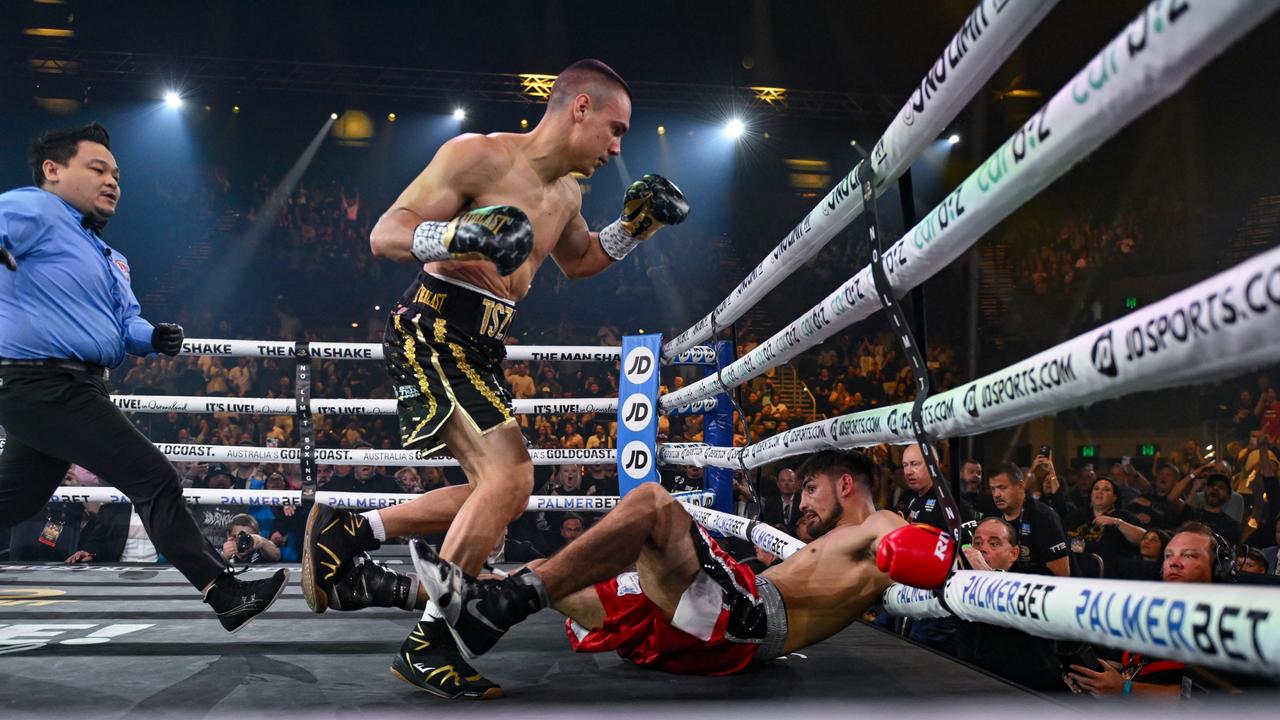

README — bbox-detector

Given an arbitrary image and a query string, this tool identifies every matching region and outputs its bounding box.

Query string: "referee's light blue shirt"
[0,187,156,368]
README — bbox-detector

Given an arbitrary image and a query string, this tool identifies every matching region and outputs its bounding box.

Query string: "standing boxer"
[300,59,689,699]
[0,122,287,631]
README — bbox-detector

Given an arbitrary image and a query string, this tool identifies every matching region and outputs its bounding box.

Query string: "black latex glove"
[152,323,185,356]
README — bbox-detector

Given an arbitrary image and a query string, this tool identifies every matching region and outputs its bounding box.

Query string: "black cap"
[205,464,235,481]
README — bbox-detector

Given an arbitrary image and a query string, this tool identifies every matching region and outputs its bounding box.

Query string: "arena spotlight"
[232,105,241,114]
[723,118,745,140]
[452,107,466,121]
[948,133,961,145]
[388,113,397,122]
[163,91,182,109]
[657,125,666,136]
[330,112,338,120]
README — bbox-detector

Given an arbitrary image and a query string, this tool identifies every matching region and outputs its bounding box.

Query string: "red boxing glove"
[876,524,955,589]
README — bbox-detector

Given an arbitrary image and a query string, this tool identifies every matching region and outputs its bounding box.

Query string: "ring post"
[701,340,735,514]
[616,334,662,497]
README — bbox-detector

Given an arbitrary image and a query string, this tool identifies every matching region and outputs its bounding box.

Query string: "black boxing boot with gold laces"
[389,619,503,700]
[301,504,380,613]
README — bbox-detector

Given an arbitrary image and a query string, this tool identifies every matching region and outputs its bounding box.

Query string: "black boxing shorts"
[382,272,515,453]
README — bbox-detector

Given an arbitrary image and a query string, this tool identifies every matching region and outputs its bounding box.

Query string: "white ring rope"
[47,486,714,512]
[154,443,617,467]
[681,502,807,561]
[661,0,1278,411]
[178,339,621,364]
[660,243,1280,469]
[112,395,619,416]
[679,496,1280,679]
[662,0,1059,360]
[882,571,1280,679]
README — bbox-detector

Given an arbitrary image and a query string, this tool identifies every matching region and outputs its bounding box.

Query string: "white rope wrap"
[660,244,1280,468]
[597,219,642,262]
[154,443,616,467]
[661,0,1278,411]
[112,395,618,416]
[662,0,1059,360]
[48,486,713,511]
[881,571,1280,679]
[410,220,455,264]
[178,339,619,363]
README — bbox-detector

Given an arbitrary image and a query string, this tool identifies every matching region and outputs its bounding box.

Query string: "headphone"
[1161,528,1235,583]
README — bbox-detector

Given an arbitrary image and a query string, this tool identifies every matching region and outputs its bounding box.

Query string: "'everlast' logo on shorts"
[413,286,447,312]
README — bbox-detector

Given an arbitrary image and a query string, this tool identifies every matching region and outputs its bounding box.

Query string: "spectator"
[8,469,85,561]
[1113,528,1168,581]
[395,467,424,494]
[1261,517,1280,576]
[661,463,705,496]
[260,472,302,562]
[956,517,1065,692]
[420,466,449,492]
[540,513,586,556]
[1187,474,1239,540]
[987,462,1069,577]
[1126,463,1184,530]
[1065,523,1237,698]
[957,458,986,511]
[1067,477,1145,578]
[67,503,150,564]
[326,443,401,494]
[505,361,536,399]
[584,463,617,496]
[901,443,975,531]
[585,423,612,450]
[760,468,802,536]
[1238,547,1268,575]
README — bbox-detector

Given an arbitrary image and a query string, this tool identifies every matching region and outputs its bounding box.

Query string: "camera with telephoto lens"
[236,530,253,555]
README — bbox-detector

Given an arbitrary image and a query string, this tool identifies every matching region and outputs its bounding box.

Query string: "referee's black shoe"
[203,568,289,633]
[389,619,502,700]
[301,503,380,613]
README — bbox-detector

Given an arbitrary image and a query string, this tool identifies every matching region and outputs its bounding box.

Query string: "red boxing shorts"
[565,525,788,676]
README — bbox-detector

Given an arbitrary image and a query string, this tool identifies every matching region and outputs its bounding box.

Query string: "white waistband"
[428,272,514,305]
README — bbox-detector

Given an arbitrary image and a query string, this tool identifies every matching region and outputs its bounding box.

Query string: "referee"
[0,122,286,631]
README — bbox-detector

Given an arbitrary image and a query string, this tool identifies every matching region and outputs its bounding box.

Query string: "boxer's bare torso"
[764,509,907,653]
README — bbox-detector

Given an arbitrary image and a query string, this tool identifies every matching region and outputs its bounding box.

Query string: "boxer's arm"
[370,134,507,264]
[551,211,614,280]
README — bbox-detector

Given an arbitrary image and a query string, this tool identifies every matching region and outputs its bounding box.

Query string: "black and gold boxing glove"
[411,205,534,276]
[598,174,689,261]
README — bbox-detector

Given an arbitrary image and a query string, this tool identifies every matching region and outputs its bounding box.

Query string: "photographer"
[221,513,280,564]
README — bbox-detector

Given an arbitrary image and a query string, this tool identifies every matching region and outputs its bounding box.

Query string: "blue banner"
[616,334,662,495]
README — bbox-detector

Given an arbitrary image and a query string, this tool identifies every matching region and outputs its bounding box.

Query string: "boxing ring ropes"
[29,0,1280,684]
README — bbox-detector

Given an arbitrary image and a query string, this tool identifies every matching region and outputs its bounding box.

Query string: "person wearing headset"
[1065,521,1236,699]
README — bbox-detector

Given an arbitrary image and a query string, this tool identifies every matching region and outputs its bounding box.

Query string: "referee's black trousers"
[0,366,227,589]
